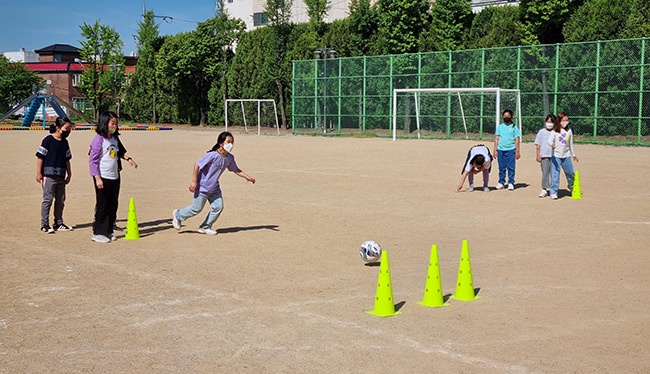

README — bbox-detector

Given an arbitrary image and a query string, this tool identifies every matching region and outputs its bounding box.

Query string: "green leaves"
[0,55,42,112]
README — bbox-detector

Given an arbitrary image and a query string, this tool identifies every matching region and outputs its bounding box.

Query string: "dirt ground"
[1,127,649,373]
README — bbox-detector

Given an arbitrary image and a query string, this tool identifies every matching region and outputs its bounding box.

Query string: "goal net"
[225,99,280,135]
[391,88,522,140]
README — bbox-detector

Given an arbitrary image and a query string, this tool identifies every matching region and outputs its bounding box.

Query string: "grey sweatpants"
[41,177,66,226]
[540,157,552,190]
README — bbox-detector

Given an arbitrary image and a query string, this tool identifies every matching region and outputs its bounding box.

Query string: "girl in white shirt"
[547,112,579,200]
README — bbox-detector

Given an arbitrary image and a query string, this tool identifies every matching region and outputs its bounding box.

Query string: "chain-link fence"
[292,37,650,145]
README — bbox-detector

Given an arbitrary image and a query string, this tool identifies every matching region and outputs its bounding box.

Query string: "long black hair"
[96,111,119,137]
[209,131,234,152]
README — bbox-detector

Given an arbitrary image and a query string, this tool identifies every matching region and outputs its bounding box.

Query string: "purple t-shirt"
[195,151,239,197]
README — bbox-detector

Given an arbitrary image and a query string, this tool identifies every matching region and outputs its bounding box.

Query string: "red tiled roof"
[25,62,87,72]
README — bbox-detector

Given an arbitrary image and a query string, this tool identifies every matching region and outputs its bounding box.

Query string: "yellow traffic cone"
[450,240,480,301]
[417,244,449,308]
[572,170,582,200]
[366,250,402,317]
[124,197,140,240]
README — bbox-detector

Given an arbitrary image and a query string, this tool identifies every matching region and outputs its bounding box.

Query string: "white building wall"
[225,0,351,31]
[2,48,39,63]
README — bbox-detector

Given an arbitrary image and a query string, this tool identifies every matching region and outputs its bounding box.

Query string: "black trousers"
[93,177,120,236]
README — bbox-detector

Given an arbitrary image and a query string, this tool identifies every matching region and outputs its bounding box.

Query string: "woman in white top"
[547,111,579,200]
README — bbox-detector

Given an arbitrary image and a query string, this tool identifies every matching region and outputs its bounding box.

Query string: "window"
[253,12,268,26]
[72,74,82,87]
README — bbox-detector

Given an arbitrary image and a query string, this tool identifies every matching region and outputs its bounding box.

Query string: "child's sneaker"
[496,183,504,190]
[172,210,181,230]
[483,187,490,192]
[110,234,117,242]
[551,194,558,200]
[508,183,515,190]
[54,223,73,231]
[91,234,111,243]
[198,227,218,235]
[467,185,474,192]
[41,225,54,234]
[538,189,548,198]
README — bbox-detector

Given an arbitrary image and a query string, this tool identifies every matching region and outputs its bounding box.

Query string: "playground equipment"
[0,93,94,126]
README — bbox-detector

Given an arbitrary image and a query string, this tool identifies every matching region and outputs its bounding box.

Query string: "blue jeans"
[497,149,516,185]
[550,157,574,196]
[176,193,224,229]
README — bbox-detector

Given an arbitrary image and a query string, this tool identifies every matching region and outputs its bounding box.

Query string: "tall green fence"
[292,38,650,145]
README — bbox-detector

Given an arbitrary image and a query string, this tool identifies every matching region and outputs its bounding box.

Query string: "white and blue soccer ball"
[360,240,382,263]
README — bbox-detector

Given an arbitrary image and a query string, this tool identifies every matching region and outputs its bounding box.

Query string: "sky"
[0,0,217,56]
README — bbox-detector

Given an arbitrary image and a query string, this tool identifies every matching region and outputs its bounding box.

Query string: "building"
[16,44,137,106]
[224,0,351,31]
[2,48,39,63]
[471,0,519,12]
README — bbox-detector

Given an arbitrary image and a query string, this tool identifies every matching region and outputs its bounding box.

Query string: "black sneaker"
[54,223,73,231]
[41,225,54,234]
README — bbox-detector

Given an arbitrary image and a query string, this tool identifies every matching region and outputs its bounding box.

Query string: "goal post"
[391,88,522,141]
[224,99,280,135]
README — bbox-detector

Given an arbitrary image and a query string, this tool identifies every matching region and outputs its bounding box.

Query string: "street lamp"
[314,47,336,134]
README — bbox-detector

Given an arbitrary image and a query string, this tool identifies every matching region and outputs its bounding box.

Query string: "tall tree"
[304,0,331,26]
[124,10,162,123]
[0,56,43,113]
[620,0,650,38]
[264,0,294,128]
[78,20,124,120]
[420,0,472,52]
[465,5,526,49]
[563,0,632,42]
[519,0,575,45]
[347,0,379,55]
[376,0,431,54]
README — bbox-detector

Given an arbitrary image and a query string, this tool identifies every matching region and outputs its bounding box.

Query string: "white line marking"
[605,220,650,225]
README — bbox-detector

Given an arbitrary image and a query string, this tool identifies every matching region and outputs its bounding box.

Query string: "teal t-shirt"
[495,123,521,151]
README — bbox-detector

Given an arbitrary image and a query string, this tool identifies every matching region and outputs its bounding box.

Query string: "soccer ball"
[360,240,382,263]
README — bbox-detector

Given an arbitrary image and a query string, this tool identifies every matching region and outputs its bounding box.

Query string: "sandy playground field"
[1,127,649,373]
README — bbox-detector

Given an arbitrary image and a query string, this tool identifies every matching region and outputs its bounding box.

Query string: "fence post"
[594,41,601,142]
[363,56,367,133]
[480,48,486,138]
[638,38,646,145]
[314,59,319,134]
[447,50,453,139]
[554,43,560,114]
[338,58,342,134]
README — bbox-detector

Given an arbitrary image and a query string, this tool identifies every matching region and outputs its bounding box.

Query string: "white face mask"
[545,122,554,130]
[223,143,233,153]
[561,121,569,128]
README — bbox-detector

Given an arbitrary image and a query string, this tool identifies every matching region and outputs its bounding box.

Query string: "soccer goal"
[224,99,280,135]
[391,88,522,141]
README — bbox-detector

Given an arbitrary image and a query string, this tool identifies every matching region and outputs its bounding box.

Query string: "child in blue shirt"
[493,109,521,190]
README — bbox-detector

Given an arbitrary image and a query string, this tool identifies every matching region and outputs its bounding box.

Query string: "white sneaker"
[496,183,504,190]
[551,194,558,200]
[483,187,490,192]
[198,227,218,235]
[539,189,548,198]
[467,185,474,192]
[110,234,117,242]
[91,234,111,243]
[172,210,181,230]
[508,183,515,190]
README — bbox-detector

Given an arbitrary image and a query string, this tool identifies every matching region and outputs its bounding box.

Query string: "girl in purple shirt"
[172,132,255,235]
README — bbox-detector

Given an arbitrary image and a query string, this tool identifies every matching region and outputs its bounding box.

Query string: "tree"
[124,11,162,123]
[519,0,576,45]
[0,55,43,113]
[419,0,472,52]
[265,0,294,128]
[465,5,526,49]
[347,0,379,55]
[304,0,331,26]
[376,0,431,54]
[78,20,124,120]
[620,0,650,38]
[563,0,632,42]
